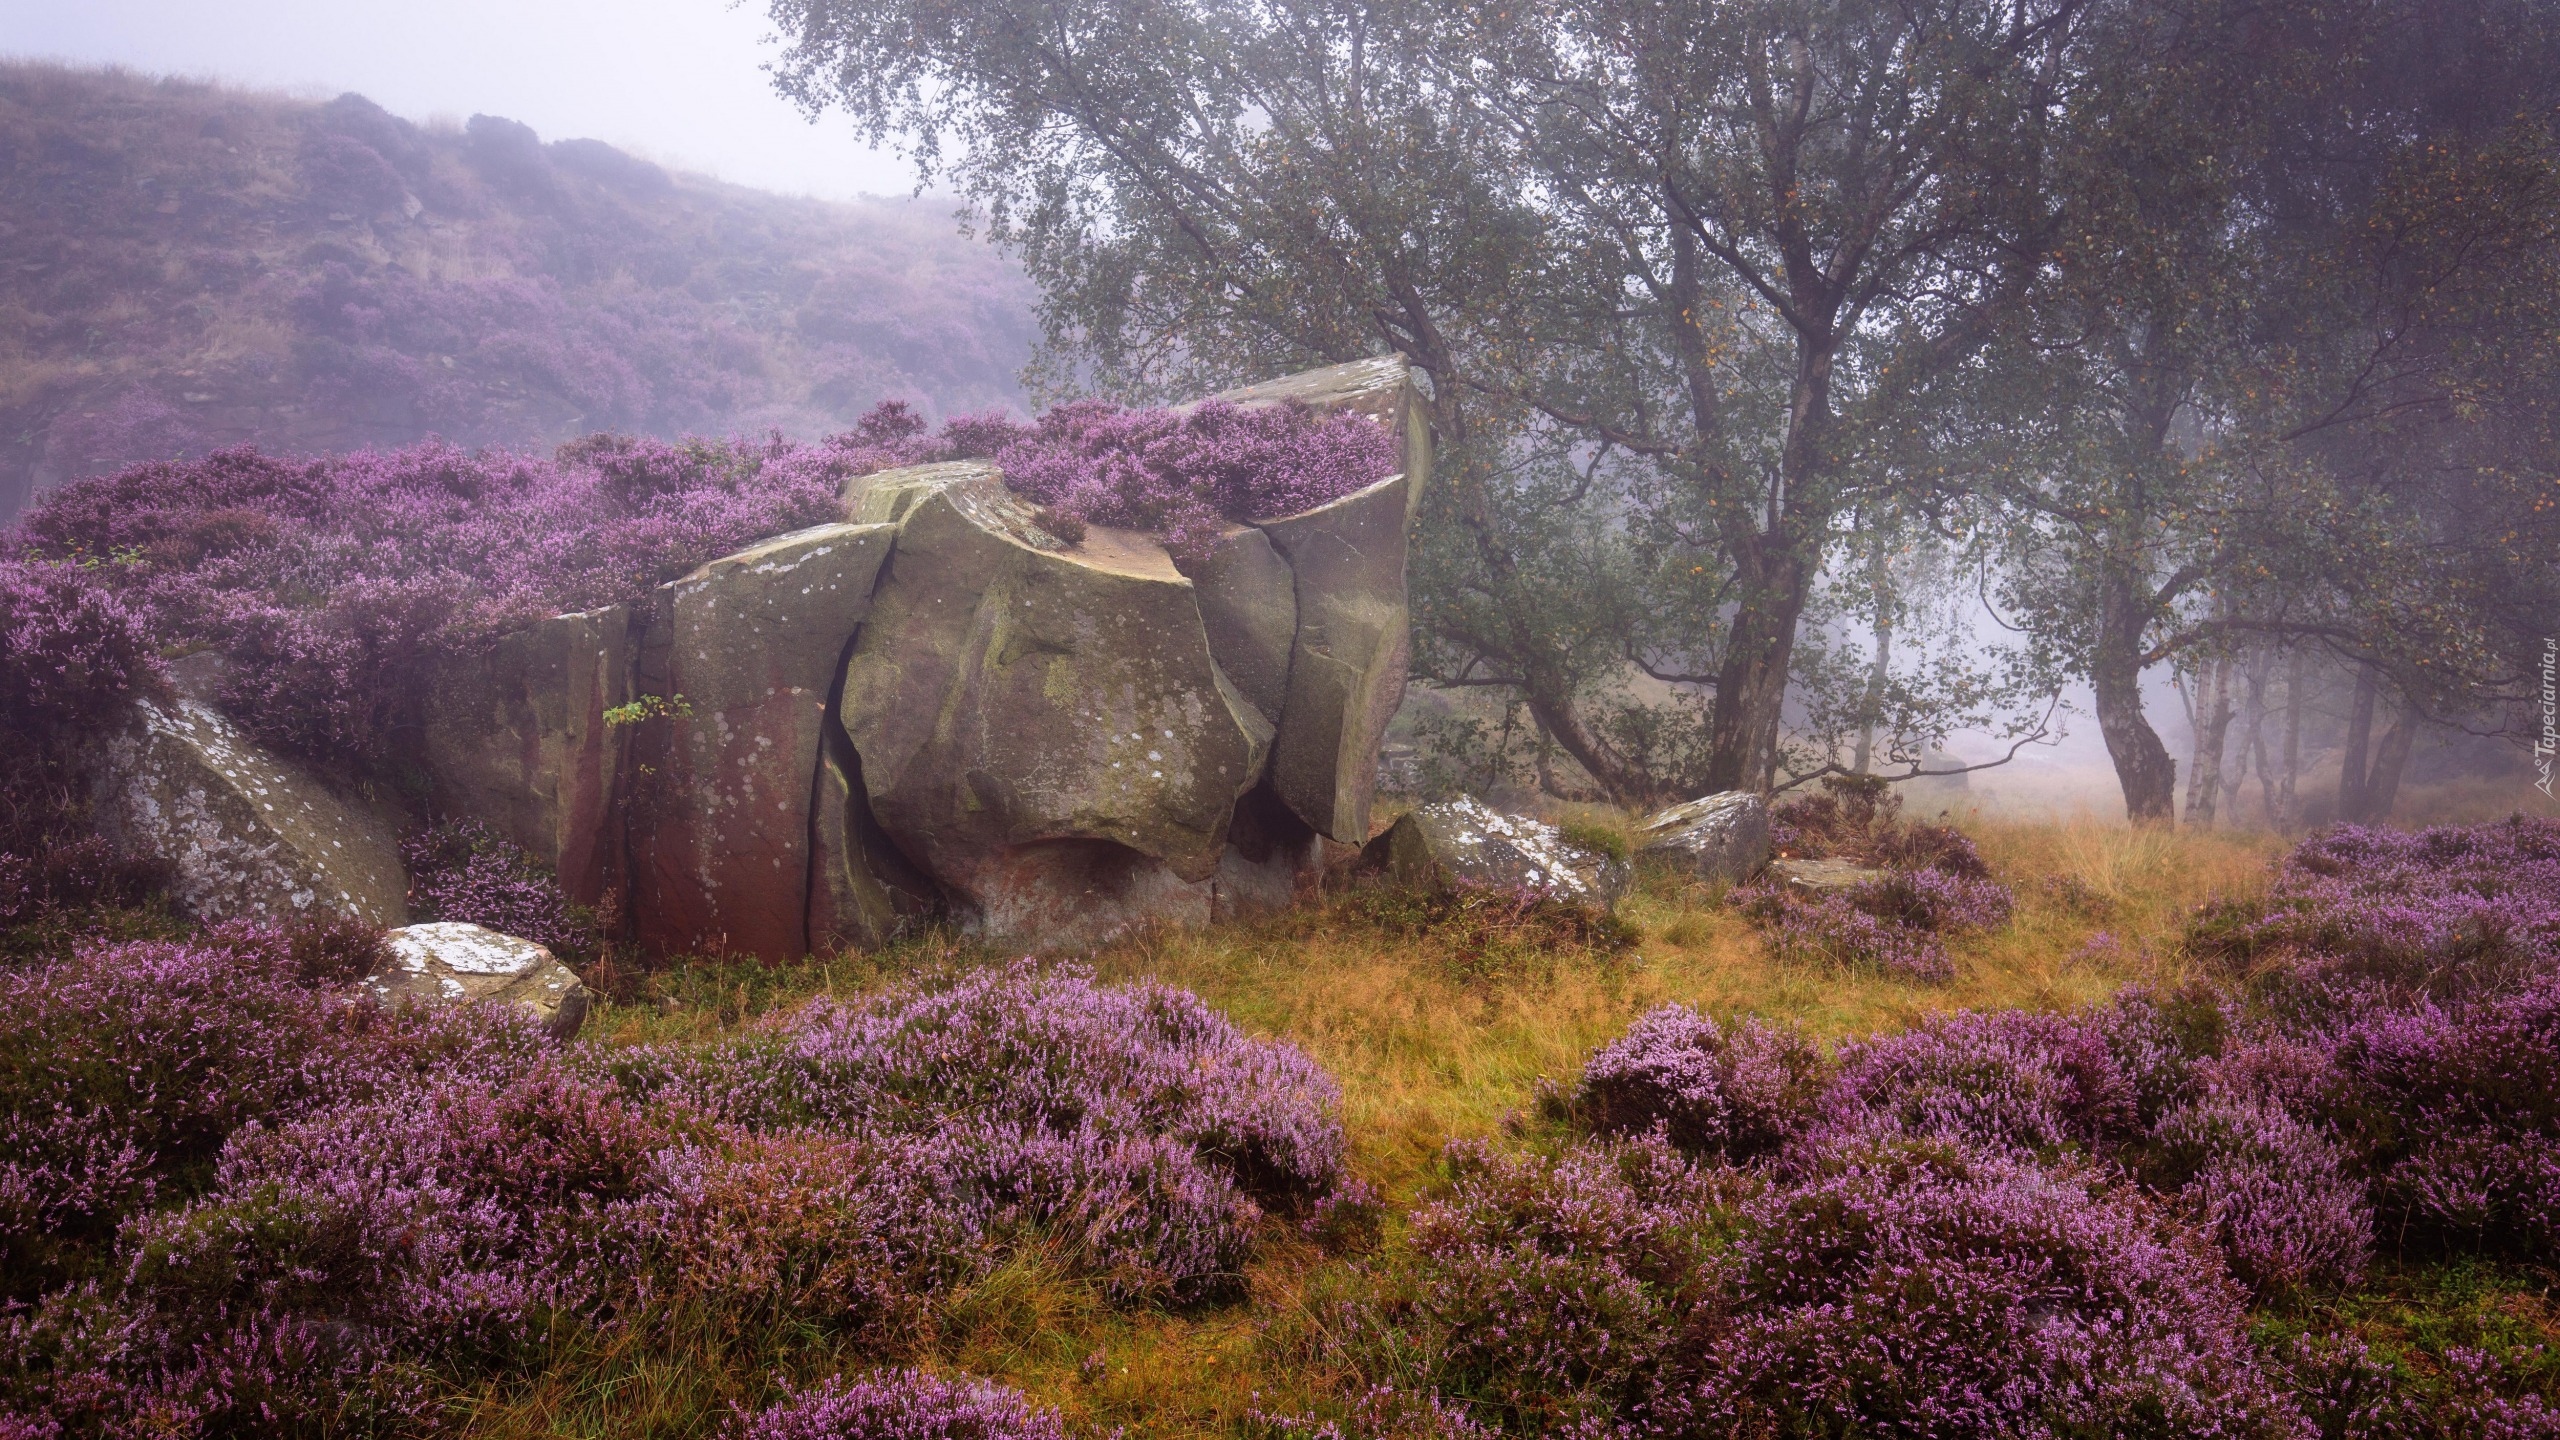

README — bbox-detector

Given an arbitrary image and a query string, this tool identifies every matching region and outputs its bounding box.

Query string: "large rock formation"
[836,463,1272,950]
[97,698,409,926]
[208,357,1436,959]
[364,922,590,1038]
[421,604,632,905]
[1214,357,1430,845]
[629,522,896,961]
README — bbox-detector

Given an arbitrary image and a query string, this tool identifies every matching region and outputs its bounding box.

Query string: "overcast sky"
[0,0,918,200]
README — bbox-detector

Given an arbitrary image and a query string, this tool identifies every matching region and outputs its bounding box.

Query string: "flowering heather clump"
[1730,879,1958,982]
[1814,1008,2140,1158]
[1655,1139,2299,1438]
[1572,1004,1823,1160]
[995,398,1397,562]
[2317,974,2560,1258]
[2154,1095,2373,1295]
[402,817,597,959]
[0,923,543,1297]
[742,1370,1069,1440]
[643,963,1348,1301]
[1403,1135,1730,1431]
[2280,1332,2560,1440]
[1735,779,2013,983]
[2192,817,2560,1012]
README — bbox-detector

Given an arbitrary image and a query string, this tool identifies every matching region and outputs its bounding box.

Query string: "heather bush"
[2154,1096,2374,1296]
[994,397,1397,562]
[634,963,1349,1302]
[1812,1007,2142,1158]
[0,561,168,940]
[402,817,598,959]
[1401,1136,1732,1432]
[0,922,542,1298]
[1728,879,1959,982]
[741,1370,1069,1440]
[1568,1005,1823,1160]
[1651,1138,2299,1438]
[1733,779,2013,983]
[2280,1332,2560,1440]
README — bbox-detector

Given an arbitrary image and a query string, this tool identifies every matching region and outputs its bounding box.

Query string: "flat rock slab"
[1768,857,1892,896]
[633,521,896,961]
[1637,791,1771,884]
[97,698,409,926]
[1362,796,1629,910]
[365,922,589,1039]
[421,604,632,905]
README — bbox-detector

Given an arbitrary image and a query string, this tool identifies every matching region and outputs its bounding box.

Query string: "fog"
[0,0,914,198]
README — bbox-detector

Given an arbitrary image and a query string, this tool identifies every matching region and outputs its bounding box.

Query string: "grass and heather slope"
[21,792,2560,1438]
[0,61,1036,519]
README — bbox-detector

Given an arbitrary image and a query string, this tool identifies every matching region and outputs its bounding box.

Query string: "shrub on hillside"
[1653,1139,2299,1438]
[1812,1007,2142,1158]
[0,923,541,1299]
[1732,776,2013,983]
[402,817,598,959]
[994,397,1396,562]
[634,962,1348,1302]
[2154,1095,2374,1296]
[1569,1004,1823,1160]
[1402,1136,1732,1431]
[742,1370,1070,1440]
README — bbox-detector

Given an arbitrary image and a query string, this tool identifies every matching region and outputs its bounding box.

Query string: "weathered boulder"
[421,604,633,905]
[96,698,409,926]
[837,462,1270,948]
[363,922,589,1039]
[1360,797,1630,909]
[1768,857,1892,896]
[1636,791,1771,884]
[1187,523,1297,727]
[807,719,941,954]
[1217,357,1431,844]
[630,521,896,961]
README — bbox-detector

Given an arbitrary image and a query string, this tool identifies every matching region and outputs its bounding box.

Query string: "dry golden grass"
[484,814,2289,1438]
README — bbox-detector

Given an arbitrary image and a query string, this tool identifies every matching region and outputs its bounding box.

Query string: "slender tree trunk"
[1852,531,1893,775]
[1699,532,1816,793]
[2278,646,2304,830]
[2185,654,2236,828]
[2364,695,2417,822]
[2241,644,2276,827]
[2339,663,2380,821]
[2093,569,2178,825]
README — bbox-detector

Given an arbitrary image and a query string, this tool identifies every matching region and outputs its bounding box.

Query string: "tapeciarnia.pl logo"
[2538,636,2556,799]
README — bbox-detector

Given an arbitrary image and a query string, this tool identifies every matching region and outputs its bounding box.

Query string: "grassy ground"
[469,811,2560,1438]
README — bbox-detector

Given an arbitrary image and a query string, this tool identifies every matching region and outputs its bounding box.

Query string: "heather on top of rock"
[6,395,1393,770]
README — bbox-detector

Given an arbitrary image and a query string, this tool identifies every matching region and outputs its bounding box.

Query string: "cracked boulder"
[1216,357,1431,843]
[95,698,409,926]
[420,604,633,906]
[1360,796,1629,910]
[628,521,897,961]
[363,922,589,1039]
[1636,791,1771,884]
[838,463,1269,949]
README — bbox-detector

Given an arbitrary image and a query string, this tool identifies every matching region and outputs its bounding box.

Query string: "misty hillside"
[0,62,1035,518]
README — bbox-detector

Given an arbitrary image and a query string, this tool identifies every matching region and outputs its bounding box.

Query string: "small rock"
[1767,857,1892,896]
[365,922,590,1039]
[1636,790,1771,883]
[1360,796,1630,909]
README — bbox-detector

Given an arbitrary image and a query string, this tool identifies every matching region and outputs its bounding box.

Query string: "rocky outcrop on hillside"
[374,357,1429,957]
